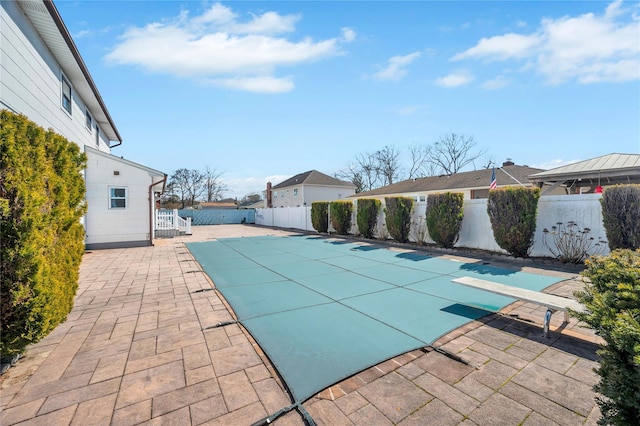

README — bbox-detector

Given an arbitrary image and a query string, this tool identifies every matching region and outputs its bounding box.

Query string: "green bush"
[601,184,640,250]
[384,197,414,243]
[356,198,381,239]
[1,111,87,356]
[573,249,640,425]
[487,186,540,258]
[330,200,353,235]
[426,192,464,248]
[311,201,329,233]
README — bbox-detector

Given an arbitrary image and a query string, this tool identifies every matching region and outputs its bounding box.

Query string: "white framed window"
[95,124,100,147]
[293,188,298,196]
[419,195,426,202]
[109,187,127,209]
[280,191,284,197]
[61,75,72,114]
[85,109,92,130]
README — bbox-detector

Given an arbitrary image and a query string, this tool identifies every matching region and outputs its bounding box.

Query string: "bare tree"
[204,166,226,202]
[375,145,403,186]
[335,163,366,193]
[168,168,206,208]
[426,133,486,175]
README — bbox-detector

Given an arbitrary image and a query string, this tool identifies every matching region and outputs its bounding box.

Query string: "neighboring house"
[528,153,640,195]
[351,161,544,201]
[1,0,166,249]
[267,170,356,207]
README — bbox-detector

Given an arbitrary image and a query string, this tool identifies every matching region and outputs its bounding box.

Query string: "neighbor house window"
[85,109,92,130]
[280,191,284,197]
[61,75,72,114]
[95,124,100,147]
[419,195,426,202]
[293,188,298,196]
[109,187,127,209]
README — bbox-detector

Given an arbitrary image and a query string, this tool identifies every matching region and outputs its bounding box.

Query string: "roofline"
[84,146,164,176]
[43,0,122,145]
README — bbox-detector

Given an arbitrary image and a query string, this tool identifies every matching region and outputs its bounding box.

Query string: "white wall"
[256,194,610,258]
[1,1,110,152]
[271,185,355,207]
[84,151,160,248]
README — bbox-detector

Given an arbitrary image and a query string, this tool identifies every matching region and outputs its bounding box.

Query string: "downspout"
[149,174,168,246]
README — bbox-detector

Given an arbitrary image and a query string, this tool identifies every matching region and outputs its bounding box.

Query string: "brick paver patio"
[1,225,602,425]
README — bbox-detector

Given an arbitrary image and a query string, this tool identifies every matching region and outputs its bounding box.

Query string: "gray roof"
[529,153,640,181]
[353,165,543,197]
[18,0,121,144]
[273,170,355,189]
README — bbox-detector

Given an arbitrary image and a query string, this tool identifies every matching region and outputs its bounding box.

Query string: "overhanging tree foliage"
[1,111,87,356]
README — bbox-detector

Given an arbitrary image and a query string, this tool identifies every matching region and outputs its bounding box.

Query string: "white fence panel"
[255,194,609,258]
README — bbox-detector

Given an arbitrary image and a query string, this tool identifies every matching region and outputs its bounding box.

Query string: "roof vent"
[503,159,515,167]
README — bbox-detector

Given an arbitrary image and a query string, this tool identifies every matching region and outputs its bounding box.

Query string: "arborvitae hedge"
[330,200,353,235]
[384,197,414,243]
[1,111,87,356]
[311,201,329,233]
[426,192,464,248]
[601,184,640,250]
[573,249,640,425]
[356,198,381,239]
[487,186,540,258]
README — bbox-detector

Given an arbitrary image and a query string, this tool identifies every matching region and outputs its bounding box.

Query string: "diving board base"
[452,276,585,338]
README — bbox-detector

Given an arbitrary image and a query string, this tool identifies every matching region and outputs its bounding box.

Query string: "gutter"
[148,174,168,246]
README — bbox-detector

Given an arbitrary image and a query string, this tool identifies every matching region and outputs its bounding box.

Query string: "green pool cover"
[187,235,562,420]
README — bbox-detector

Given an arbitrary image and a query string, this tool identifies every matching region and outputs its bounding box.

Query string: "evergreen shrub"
[426,192,464,248]
[1,111,87,356]
[384,197,414,243]
[356,198,381,239]
[330,200,353,235]
[573,249,640,425]
[311,201,329,233]
[487,186,540,258]
[601,184,640,250]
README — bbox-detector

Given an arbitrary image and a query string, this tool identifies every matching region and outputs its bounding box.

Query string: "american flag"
[490,167,497,190]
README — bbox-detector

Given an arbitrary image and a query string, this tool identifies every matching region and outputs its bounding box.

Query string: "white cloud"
[396,105,424,115]
[373,52,421,81]
[105,3,353,92]
[203,76,294,93]
[453,33,542,61]
[482,75,512,90]
[436,70,474,87]
[452,0,640,84]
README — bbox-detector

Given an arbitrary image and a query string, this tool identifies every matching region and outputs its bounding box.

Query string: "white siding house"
[1,0,166,248]
[269,170,356,208]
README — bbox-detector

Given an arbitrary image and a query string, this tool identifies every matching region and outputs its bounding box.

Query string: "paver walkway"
[1,225,602,425]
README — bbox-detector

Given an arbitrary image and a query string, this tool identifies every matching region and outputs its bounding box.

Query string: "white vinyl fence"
[255,194,609,258]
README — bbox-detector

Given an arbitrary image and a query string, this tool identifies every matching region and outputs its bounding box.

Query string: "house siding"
[272,184,355,207]
[1,0,110,152]
[84,149,163,248]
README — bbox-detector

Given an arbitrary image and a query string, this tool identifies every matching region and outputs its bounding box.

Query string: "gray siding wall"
[1,1,110,152]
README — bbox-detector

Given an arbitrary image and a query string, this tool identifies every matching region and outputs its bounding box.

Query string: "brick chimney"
[266,182,272,208]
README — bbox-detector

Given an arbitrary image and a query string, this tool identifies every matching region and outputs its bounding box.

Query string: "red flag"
[490,167,497,190]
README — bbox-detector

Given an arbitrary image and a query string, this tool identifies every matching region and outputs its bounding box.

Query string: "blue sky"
[57,0,640,199]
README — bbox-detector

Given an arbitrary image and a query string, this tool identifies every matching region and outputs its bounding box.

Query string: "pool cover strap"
[251,403,316,426]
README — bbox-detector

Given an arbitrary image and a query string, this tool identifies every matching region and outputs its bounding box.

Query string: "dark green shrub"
[487,186,540,258]
[384,197,414,243]
[1,111,87,356]
[356,198,381,239]
[573,249,640,425]
[311,201,329,233]
[426,192,464,248]
[330,200,353,235]
[601,184,640,250]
